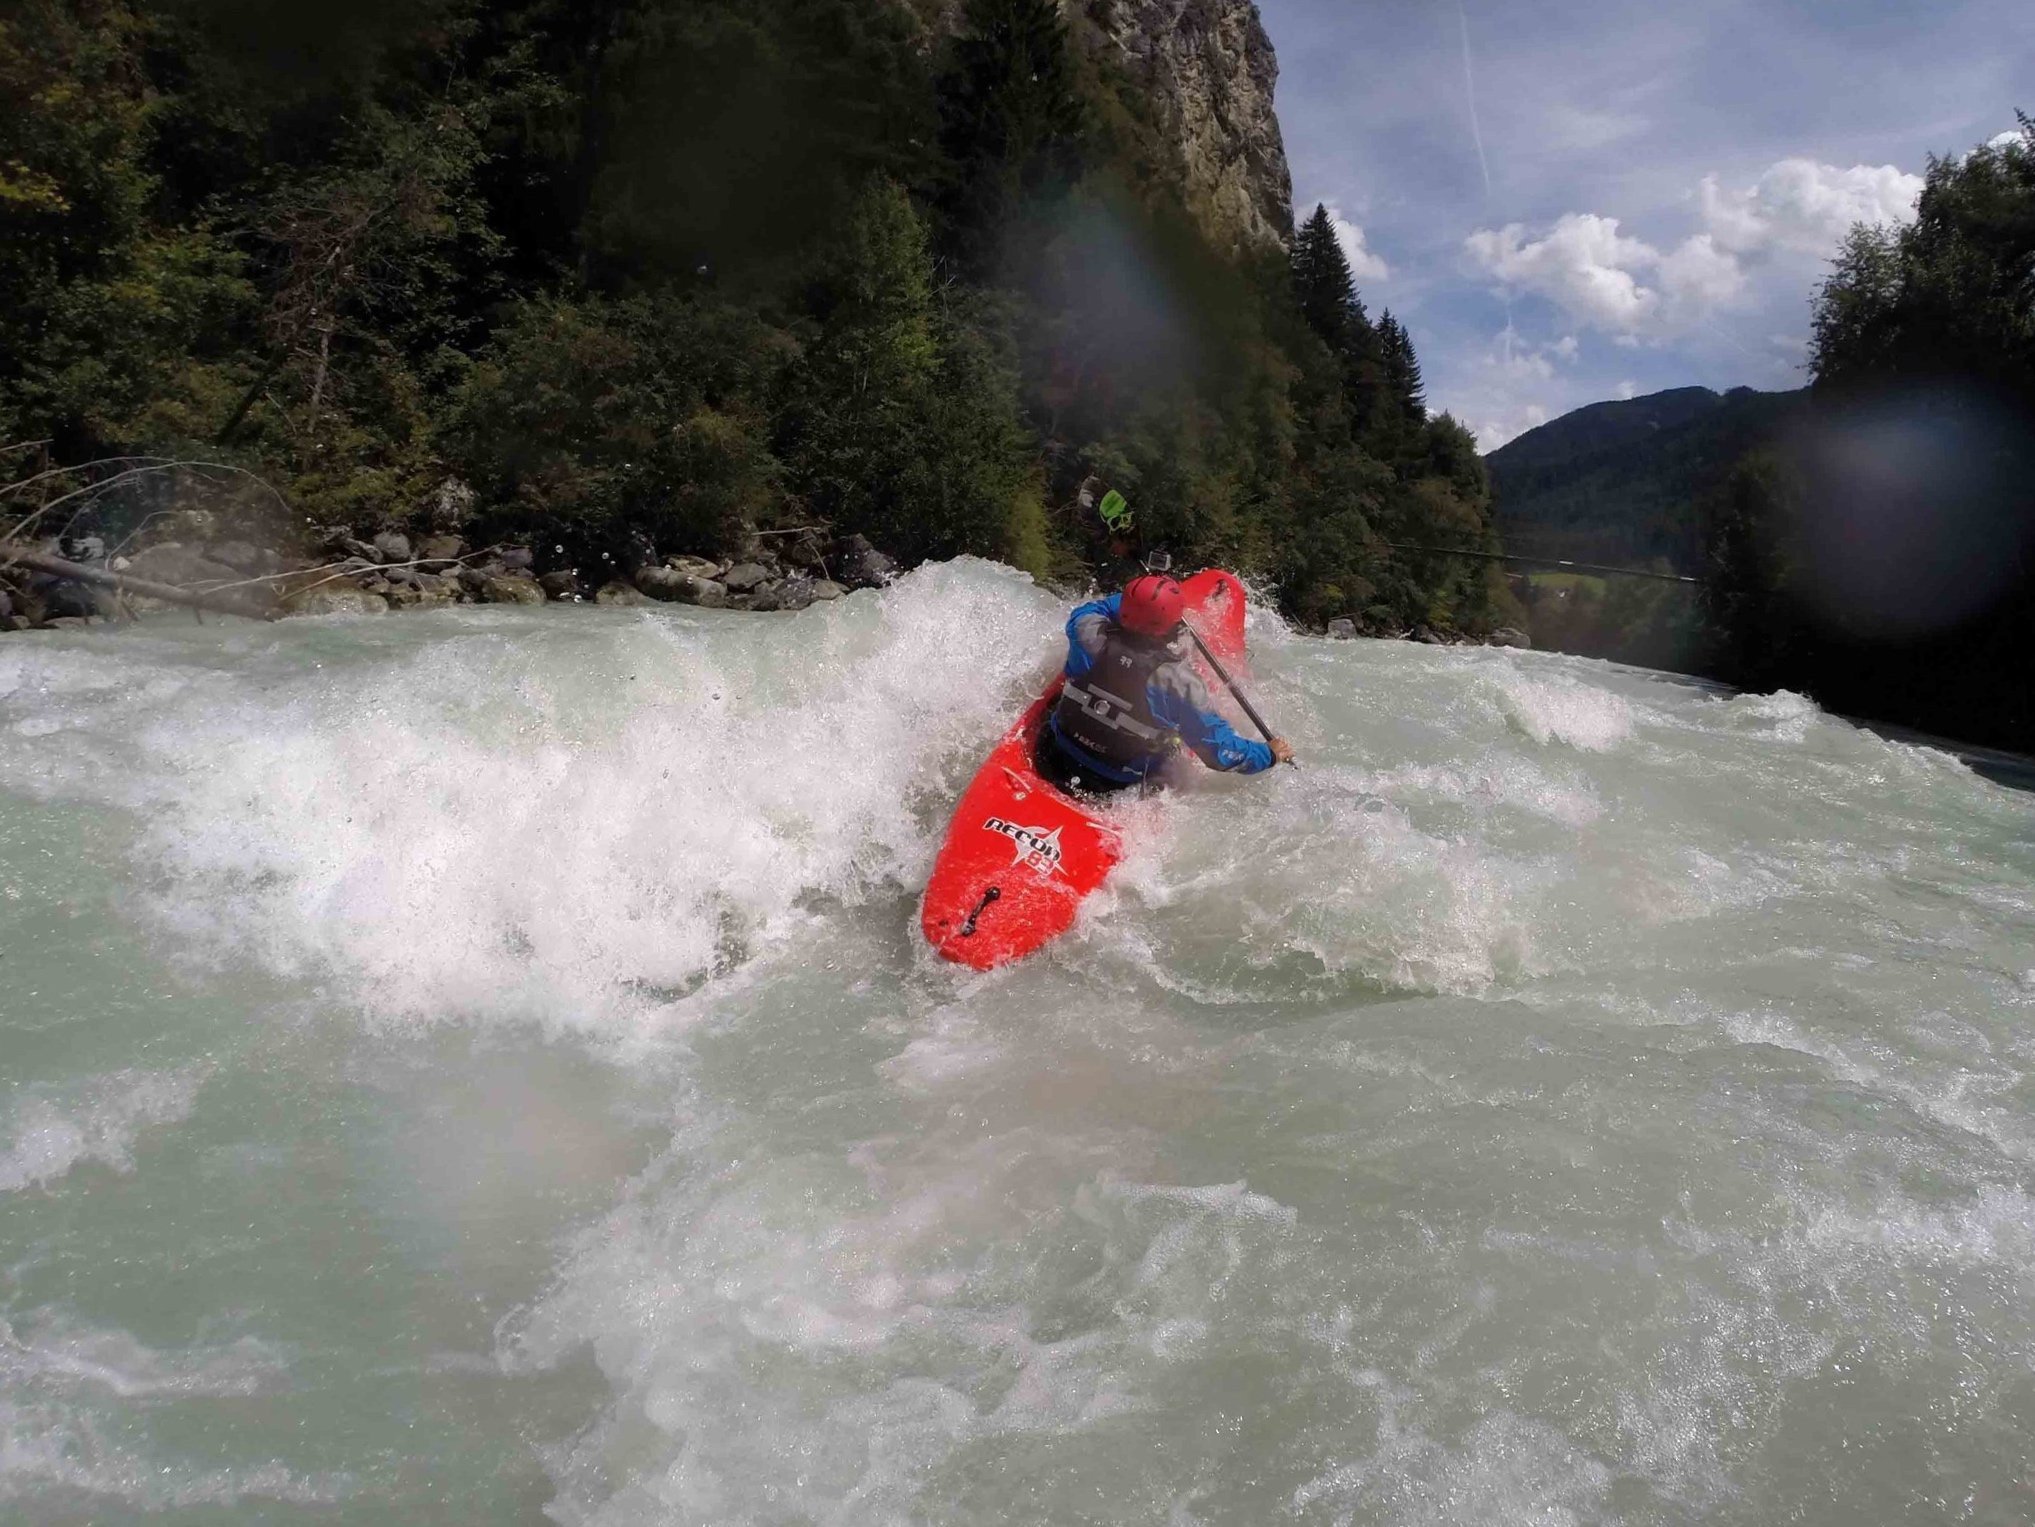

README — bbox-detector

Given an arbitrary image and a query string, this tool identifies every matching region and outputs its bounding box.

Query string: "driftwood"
[1,544,278,621]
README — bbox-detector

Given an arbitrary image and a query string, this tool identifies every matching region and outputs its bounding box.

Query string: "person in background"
[1038,572,1294,795]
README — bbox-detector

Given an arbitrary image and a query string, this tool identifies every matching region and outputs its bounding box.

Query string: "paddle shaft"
[1182,621,1288,760]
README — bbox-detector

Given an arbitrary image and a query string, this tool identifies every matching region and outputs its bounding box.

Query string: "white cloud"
[1465,213,1661,332]
[1469,403,1552,452]
[1616,380,1638,401]
[1466,156,1923,340]
[1700,159,1924,259]
[1479,325,1580,383]
[1656,232,1744,310]
[1324,204,1391,283]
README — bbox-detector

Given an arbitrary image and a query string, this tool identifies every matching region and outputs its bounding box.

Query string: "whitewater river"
[2,559,2032,1525]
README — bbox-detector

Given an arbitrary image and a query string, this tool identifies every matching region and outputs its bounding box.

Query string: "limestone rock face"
[1072,0,1292,250]
[922,0,1293,252]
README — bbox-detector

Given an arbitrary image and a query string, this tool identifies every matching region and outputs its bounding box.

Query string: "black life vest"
[1053,629,1176,771]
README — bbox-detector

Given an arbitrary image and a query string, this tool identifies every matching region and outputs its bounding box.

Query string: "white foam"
[0,1069,205,1193]
[8,559,2035,1522]
[109,561,1060,1038]
[1492,671,1638,751]
[0,1318,288,1400]
[0,1399,345,1510]
[1723,687,1822,743]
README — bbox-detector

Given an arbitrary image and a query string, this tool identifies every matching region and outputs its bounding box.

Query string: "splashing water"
[2,558,2032,1524]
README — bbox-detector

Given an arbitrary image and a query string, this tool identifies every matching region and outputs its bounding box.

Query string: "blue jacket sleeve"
[1063,596,1118,681]
[1150,686,1276,774]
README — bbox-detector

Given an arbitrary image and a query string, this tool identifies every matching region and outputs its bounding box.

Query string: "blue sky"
[1255,0,2031,447]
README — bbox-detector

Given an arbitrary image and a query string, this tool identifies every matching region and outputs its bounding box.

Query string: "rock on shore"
[2,521,903,634]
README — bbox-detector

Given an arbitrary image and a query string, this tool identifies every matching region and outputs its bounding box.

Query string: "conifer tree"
[935,0,1086,266]
[1378,311,1426,423]
[1291,203,1385,429]
[1291,204,1371,353]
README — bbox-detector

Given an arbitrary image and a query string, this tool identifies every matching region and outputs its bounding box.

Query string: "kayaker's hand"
[1270,737,1296,766]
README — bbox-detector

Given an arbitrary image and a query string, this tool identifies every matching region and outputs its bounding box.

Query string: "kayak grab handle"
[959,885,1002,938]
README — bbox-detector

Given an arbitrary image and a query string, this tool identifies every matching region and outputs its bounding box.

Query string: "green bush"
[443,292,785,557]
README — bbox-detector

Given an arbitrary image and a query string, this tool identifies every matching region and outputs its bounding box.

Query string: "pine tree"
[1290,204,1365,352]
[787,179,939,542]
[1377,311,1426,423]
[935,0,1086,267]
[1291,203,1385,429]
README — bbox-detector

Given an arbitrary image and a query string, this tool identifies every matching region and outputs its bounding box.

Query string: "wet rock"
[1326,617,1357,639]
[456,566,490,596]
[44,616,91,631]
[1488,626,1532,649]
[538,570,582,601]
[478,573,545,605]
[386,580,456,610]
[497,546,535,572]
[755,577,815,613]
[317,528,384,564]
[417,534,465,564]
[372,531,412,565]
[283,584,388,617]
[720,561,773,594]
[1413,627,1448,645]
[677,575,728,608]
[39,581,99,621]
[666,555,723,580]
[380,565,420,589]
[206,540,277,575]
[124,544,242,587]
[4,583,44,626]
[633,565,685,601]
[782,532,830,572]
[594,581,651,607]
[832,534,896,589]
[808,579,846,601]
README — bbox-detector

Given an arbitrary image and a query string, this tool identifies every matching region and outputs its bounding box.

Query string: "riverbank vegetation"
[1487,119,2033,749]
[1699,118,2035,750]
[1,0,1515,635]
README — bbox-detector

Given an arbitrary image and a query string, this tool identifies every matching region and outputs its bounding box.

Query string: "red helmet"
[1119,574,1185,637]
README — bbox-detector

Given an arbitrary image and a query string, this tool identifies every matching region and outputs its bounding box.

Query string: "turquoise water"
[3,560,2033,1523]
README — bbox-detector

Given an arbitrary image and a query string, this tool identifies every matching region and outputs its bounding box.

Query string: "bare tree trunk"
[306,322,334,435]
[2,546,278,621]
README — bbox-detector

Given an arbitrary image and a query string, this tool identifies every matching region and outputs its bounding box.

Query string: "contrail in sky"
[1454,0,1493,197]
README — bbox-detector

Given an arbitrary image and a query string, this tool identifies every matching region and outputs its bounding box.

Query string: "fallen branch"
[205,544,510,600]
[0,545,278,621]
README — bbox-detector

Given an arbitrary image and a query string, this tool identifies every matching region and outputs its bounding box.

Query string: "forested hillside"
[0,0,1515,633]
[1489,385,1803,569]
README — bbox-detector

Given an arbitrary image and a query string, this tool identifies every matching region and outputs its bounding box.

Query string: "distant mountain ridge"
[1486,385,1804,570]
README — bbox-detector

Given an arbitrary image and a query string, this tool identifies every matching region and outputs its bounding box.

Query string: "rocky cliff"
[1070,0,1294,250]
[918,0,1294,252]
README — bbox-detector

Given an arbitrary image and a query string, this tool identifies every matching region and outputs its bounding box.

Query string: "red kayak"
[920,569,1251,970]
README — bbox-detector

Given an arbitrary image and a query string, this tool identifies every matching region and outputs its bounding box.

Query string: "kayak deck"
[920,570,1250,970]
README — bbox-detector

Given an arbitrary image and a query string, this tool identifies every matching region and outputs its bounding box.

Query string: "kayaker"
[1039,573,1295,795]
